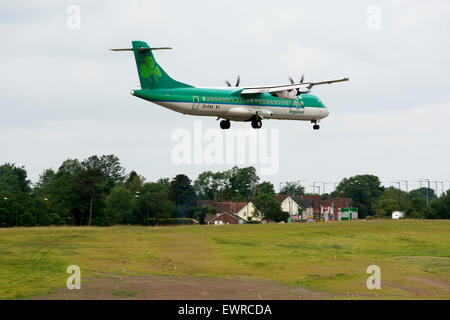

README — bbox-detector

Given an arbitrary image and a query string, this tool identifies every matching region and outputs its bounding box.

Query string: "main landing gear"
[311,120,320,130]
[251,118,262,129]
[220,119,231,129]
[218,117,263,130]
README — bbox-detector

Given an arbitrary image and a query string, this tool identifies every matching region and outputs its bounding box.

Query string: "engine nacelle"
[270,90,298,100]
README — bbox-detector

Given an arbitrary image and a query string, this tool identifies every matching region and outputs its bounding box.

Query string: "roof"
[205,214,217,223]
[216,202,248,214]
[274,195,289,202]
[206,212,247,224]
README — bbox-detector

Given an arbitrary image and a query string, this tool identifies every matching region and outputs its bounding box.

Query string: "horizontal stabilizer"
[110,47,172,52]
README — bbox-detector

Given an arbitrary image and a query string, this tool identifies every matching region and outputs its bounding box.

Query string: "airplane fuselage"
[131,87,329,122]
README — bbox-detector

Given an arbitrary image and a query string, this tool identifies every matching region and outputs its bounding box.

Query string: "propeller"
[289,74,304,85]
[288,74,308,95]
[225,75,240,87]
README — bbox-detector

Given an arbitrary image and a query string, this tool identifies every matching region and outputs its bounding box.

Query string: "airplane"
[111,41,349,130]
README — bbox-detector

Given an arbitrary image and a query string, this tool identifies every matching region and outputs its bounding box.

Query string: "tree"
[406,197,430,219]
[254,193,287,222]
[374,198,399,218]
[33,168,56,195]
[81,155,125,190]
[0,163,31,194]
[169,174,196,208]
[430,191,450,219]
[409,187,437,203]
[133,182,176,224]
[333,175,384,217]
[46,162,85,225]
[194,171,227,200]
[374,186,407,216]
[229,166,259,201]
[157,177,171,193]
[257,181,275,195]
[58,159,82,175]
[194,171,217,200]
[279,181,305,196]
[105,185,130,224]
[75,168,106,226]
[125,171,145,192]
[77,155,125,226]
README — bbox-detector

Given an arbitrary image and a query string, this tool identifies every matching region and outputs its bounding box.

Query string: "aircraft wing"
[239,78,349,94]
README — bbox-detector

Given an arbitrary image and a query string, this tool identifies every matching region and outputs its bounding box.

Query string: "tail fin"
[112,41,193,89]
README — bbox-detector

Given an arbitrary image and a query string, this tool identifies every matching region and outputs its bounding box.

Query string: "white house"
[278,196,314,221]
[215,201,261,222]
[236,202,260,222]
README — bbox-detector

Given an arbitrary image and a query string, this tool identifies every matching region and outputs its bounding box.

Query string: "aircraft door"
[289,99,301,113]
[192,96,199,110]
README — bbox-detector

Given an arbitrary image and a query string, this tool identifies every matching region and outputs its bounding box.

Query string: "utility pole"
[398,180,408,207]
[420,179,431,205]
[313,181,321,195]
[432,181,439,197]
[321,182,330,195]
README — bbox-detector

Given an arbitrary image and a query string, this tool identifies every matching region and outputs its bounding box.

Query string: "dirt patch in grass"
[404,276,450,293]
[35,274,330,300]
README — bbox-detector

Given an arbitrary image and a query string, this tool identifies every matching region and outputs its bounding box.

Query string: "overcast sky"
[1,0,449,193]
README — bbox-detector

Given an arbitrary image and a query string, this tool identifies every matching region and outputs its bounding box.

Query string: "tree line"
[0,156,449,227]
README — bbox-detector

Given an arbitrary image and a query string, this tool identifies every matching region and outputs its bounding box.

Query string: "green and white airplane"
[112,41,349,130]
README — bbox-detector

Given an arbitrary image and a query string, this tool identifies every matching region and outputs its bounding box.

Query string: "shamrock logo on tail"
[140,56,162,83]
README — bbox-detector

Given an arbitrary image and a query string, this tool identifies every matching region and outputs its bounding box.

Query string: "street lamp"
[126,191,140,225]
[3,197,19,227]
[34,196,49,226]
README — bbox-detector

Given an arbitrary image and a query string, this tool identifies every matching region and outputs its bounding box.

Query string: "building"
[205,212,247,225]
[216,201,261,222]
[277,195,314,222]
[321,197,353,221]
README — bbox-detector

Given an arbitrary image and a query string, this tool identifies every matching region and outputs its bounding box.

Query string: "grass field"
[0,220,449,299]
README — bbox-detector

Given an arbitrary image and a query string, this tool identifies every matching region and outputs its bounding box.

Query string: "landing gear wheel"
[251,119,262,129]
[313,124,320,130]
[220,120,231,129]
